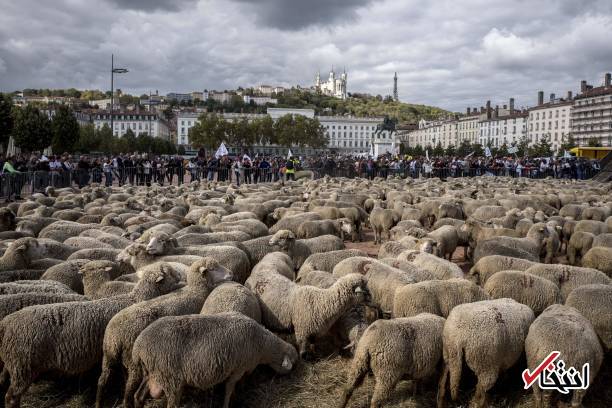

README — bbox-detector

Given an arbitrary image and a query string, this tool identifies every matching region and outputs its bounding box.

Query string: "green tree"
[456,139,472,157]
[516,136,530,157]
[530,136,553,157]
[445,144,456,157]
[76,123,96,153]
[412,144,424,157]
[471,143,484,157]
[559,134,576,154]
[253,115,274,145]
[177,145,186,155]
[51,105,80,153]
[587,137,602,147]
[97,124,114,153]
[13,105,52,151]
[0,93,14,149]
[272,114,295,147]
[226,117,254,150]
[497,142,509,157]
[189,113,226,149]
[433,141,444,156]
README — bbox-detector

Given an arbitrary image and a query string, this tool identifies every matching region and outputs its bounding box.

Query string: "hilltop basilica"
[315,68,347,99]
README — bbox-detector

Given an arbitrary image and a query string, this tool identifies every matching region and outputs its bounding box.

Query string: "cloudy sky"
[1,0,612,111]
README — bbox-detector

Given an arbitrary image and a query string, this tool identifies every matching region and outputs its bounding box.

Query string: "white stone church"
[315,69,347,99]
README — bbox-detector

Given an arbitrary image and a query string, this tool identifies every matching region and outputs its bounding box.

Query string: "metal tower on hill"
[393,72,398,102]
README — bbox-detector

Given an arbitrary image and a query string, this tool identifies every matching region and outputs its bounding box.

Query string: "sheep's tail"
[448,344,464,402]
[338,342,370,408]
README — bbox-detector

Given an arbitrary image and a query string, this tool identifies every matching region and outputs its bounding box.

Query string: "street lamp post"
[110,54,128,137]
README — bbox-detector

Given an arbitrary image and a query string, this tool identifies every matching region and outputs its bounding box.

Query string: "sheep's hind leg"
[222,370,246,408]
[471,370,497,408]
[95,356,116,408]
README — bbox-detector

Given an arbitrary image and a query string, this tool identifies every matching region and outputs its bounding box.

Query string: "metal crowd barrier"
[311,166,600,181]
[0,166,290,199]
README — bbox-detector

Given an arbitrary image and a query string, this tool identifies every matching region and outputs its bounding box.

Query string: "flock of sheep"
[0,175,609,408]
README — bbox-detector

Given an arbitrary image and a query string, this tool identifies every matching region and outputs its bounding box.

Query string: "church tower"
[393,72,398,102]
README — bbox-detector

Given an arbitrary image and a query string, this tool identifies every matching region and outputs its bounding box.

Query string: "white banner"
[243,154,252,162]
[508,146,518,154]
[215,142,228,159]
[485,146,492,157]
[287,148,293,159]
[425,150,429,161]
[464,151,475,158]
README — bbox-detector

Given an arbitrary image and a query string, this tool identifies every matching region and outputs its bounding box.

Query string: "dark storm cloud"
[105,0,198,12]
[231,0,376,30]
[1,0,612,111]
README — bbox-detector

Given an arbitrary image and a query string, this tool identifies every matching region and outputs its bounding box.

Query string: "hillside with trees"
[275,89,449,123]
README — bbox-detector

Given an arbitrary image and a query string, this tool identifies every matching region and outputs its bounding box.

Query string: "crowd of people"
[0,149,603,202]
[0,150,303,201]
[308,154,602,180]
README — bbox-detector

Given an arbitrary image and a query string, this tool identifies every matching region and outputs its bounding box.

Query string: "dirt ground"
[15,228,611,408]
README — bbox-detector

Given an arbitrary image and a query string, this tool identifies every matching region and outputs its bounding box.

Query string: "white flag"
[287,149,293,159]
[485,146,492,157]
[508,146,518,154]
[563,150,571,158]
[215,142,228,159]
[369,144,374,157]
[243,154,252,162]
[425,150,429,161]
[464,151,475,158]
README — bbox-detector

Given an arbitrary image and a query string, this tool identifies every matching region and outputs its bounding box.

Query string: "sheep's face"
[12,238,43,260]
[79,261,115,280]
[193,258,233,285]
[270,344,298,375]
[339,219,354,236]
[269,230,295,251]
[118,244,147,263]
[417,238,437,255]
[0,209,16,231]
[145,233,177,255]
[141,263,182,291]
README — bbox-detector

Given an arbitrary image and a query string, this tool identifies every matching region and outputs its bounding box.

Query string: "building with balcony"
[527,91,573,152]
[571,73,612,147]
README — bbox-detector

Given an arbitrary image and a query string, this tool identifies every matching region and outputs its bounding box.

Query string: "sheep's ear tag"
[155,275,165,283]
[104,266,113,272]
[282,356,293,370]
